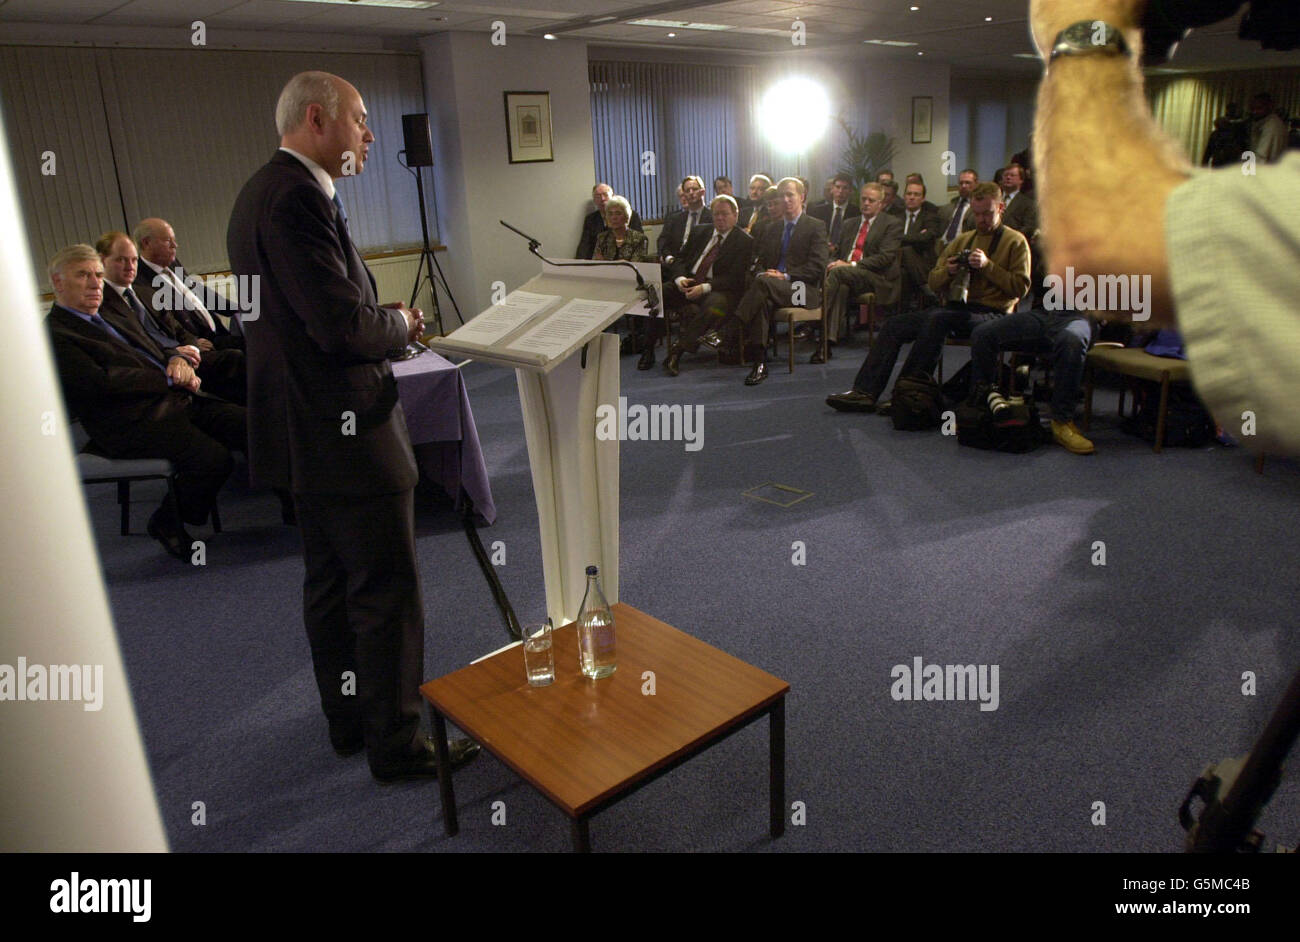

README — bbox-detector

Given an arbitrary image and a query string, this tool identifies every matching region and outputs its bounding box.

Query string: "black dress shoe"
[825,390,876,413]
[371,736,481,785]
[636,348,655,370]
[147,508,194,563]
[663,347,682,377]
[810,346,831,364]
[876,399,892,416]
[330,722,364,758]
[699,331,723,350]
[744,361,769,386]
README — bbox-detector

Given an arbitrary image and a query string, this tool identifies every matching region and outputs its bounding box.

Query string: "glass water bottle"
[576,565,616,679]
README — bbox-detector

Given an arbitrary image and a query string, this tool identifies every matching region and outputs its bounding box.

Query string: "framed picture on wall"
[911,96,933,144]
[504,91,554,163]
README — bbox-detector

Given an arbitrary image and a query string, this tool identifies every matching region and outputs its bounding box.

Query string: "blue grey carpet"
[89,335,1300,853]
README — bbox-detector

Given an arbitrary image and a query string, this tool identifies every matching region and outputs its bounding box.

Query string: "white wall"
[421,33,597,317]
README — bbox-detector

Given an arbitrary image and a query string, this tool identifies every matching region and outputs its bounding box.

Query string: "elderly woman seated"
[593,195,652,358]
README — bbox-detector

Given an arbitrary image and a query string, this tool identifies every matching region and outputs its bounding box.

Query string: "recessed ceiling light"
[629,18,731,31]
[667,32,676,37]
[543,33,556,40]
[917,50,923,55]
[863,38,919,46]
[985,16,993,22]
[910,5,920,10]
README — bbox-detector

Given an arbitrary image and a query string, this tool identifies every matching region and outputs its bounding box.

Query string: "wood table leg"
[770,697,786,839]
[431,708,458,837]
[571,816,591,853]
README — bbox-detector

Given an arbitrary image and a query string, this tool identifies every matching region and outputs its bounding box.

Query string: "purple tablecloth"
[391,351,496,524]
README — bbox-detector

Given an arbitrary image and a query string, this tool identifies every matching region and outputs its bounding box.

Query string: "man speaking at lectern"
[227,71,479,783]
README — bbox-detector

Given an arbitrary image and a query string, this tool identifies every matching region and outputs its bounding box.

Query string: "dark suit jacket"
[809,201,861,244]
[576,207,643,259]
[45,303,190,453]
[133,259,241,350]
[754,213,829,305]
[834,212,902,305]
[1000,191,1039,240]
[656,205,712,259]
[667,224,754,298]
[226,149,416,496]
[938,196,976,240]
[898,203,944,267]
[99,284,181,360]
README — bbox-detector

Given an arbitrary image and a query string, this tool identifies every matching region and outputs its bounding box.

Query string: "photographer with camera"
[1030,0,1300,453]
[826,182,1030,415]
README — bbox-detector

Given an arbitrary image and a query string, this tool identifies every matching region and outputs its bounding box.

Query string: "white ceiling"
[1,0,1297,74]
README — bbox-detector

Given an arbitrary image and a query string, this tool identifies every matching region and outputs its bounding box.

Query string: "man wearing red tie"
[822,183,902,355]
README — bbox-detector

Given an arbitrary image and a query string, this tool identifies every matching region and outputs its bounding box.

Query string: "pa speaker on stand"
[399,112,461,336]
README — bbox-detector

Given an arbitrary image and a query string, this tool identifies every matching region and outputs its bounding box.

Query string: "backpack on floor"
[892,372,944,431]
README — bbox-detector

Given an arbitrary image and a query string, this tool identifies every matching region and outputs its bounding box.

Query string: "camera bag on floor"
[956,384,1046,453]
[892,371,944,430]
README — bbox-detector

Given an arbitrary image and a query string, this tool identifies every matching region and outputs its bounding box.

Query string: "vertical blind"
[1,45,427,289]
[589,60,798,221]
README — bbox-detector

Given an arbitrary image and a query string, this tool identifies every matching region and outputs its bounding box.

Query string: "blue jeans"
[969,310,1092,422]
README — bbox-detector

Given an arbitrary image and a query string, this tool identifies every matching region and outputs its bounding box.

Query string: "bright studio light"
[760,77,830,154]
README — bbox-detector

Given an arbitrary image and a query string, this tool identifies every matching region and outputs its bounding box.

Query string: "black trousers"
[294,489,424,766]
[733,274,818,349]
[198,347,247,405]
[110,394,245,525]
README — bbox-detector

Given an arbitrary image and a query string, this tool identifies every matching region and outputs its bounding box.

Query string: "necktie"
[944,200,966,242]
[849,217,871,263]
[831,206,843,243]
[682,211,697,248]
[747,208,759,231]
[123,288,176,349]
[777,221,794,273]
[332,192,349,232]
[906,211,915,235]
[693,233,724,279]
[161,267,217,332]
[89,314,166,373]
[123,287,150,320]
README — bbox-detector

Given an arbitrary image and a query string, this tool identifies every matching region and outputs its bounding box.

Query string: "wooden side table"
[420,604,790,852]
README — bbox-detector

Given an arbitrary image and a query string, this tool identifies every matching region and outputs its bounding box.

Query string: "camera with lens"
[948,250,975,305]
[953,248,974,270]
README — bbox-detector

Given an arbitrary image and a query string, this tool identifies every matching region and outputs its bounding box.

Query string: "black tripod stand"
[400,153,462,336]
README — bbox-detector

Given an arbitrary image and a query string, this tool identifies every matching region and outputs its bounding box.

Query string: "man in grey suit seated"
[820,183,902,357]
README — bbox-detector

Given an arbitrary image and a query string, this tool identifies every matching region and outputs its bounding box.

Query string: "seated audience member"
[968,306,1095,454]
[881,180,903,218]
[752,184,787,243]
[992,166,1006,189]
[999,163,1043,301]
[714,176,736,200]
[133,217,241,351]
[594,196,652,358]
[1249,92,1288,163]
[822,183,901,352]
[657,176,711,261]
[876,169,895,188]
[939,169,979,245]
[594,195,649,261]
[825,182,1029,413]
[809,172,861,247]
[662,196,754,376]
[730,177,828,386]
[743,174,773,231]
[96,231,247,405]
[576,182,644,259]
[44,244,247,561]
[898,180,943,311]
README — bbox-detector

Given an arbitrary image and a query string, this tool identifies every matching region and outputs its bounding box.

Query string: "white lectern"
[427,259,659,627]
